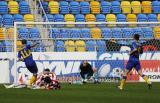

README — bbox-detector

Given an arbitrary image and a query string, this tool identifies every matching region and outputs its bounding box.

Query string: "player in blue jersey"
[18,39,39,86]
[118,34,152,90]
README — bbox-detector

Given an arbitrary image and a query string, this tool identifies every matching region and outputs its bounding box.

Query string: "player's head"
[133,34,140,41]
[21,39,27,45]
[43,68,50,74]
[82,60,88,66]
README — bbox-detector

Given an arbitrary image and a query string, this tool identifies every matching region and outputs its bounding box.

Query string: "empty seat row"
[18,28,40,39]
[42,1,160,14]
[54,40,106,52]
[50,27,159,39]
[0,1,30,14]
[0,14,34,27]
[43,14,160,26]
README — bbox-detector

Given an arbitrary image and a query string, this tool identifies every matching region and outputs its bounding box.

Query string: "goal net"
[2,22,160,84]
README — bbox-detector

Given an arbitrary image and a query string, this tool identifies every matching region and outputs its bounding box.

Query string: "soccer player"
[18,39,39,87]
[35,69,60,90]
[118,34,152,90]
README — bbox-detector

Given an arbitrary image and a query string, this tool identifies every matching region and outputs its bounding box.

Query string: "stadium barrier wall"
[0,52,160,83]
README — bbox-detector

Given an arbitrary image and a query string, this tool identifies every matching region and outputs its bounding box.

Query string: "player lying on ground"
[34,69,61,90]
[18,39,39,87]
[118,34,152,90]
[79,60,99,84]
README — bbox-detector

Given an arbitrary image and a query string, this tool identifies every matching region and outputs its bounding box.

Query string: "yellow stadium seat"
[8,1,19,14]
[75,40,86,52]
[85,14,96,27]
[7,28,14,39]
[64,14,75,27]
[142,1,152,14]
[127,14,137,27]
[121,1,131,14]
[158,14,160,22]
[49,1,59,14]
[0,28,6,40]
[90,28,102,38]
[153,27,160,39]
[106,14,116,27]
[24,14,34,22]
[90,1,100,14]
[24,14,34,27]
[131,1,141,14]
[65,40,75,52]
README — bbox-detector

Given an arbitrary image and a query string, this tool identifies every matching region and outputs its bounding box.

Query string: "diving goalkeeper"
[118,34,152,90]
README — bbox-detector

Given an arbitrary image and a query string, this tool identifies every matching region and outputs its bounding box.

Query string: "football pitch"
[0,83,159,103]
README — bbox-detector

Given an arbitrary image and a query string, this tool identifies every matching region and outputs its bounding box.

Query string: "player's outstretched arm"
[30,42,40,48]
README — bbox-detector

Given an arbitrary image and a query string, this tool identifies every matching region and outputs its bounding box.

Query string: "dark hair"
[134,34,140,40]
[21,39,27,45]
[44,68,50,72]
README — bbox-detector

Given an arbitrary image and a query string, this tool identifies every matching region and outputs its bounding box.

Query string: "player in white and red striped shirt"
[35,69,60,90]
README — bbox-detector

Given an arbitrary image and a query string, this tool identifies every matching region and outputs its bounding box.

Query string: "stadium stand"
[0,0,160,52]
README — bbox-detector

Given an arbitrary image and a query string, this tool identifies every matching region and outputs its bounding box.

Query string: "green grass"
[0,83,159,103]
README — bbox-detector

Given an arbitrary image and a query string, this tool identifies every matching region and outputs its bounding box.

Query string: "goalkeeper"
[118,34,152,90]
[18,39,39,87]
[79,61,99,84]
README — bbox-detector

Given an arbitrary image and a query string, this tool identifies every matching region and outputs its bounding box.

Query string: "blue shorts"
[126,58,141,71]
[25,61,38,74]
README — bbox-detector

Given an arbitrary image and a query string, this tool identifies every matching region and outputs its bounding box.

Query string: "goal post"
[11,21,160,83]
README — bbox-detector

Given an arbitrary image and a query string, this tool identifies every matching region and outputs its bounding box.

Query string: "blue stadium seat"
[60,28,69,38]
[111,1,121,13]
[19,1,30,14]
[96,14,106,27]
[137,14,148,27]
[75,14,85,27]
[112,28,122,38]
[18,28,29,39]
[41,2,49,14]
[86,41,96,51]
[81,28,91,38]
[0,1,8,14]
[60,1,69,14]
[137,14,148,22]
[101,1,111,14]
[43,14,54,22]
[133,28,143,37]
[0,15,2,27]
[117,14,126,22]
[96,40,106,52]
[122,28,133,38]
[142,27,153,38]
[3,14,13,27]
[152,1,160,13]
[0,42,4,52]
[50,28,61,38]
[3,41,12,52]
[148,14,158,22]
[70,1,80,14]
[13,14,24,22]
[80,1,90,14]
[101,28,111,38]
[70,29,81,38]
[54,41,65,52]
[54,14,64,27]
[29,28,40,38]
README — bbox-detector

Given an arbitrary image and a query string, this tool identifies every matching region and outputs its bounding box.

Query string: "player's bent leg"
[118,69,129,90]
[138,70,152,89]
